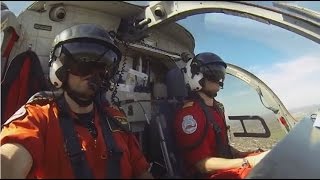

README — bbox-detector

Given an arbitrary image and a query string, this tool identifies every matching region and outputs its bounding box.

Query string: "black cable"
[110,41,129,108]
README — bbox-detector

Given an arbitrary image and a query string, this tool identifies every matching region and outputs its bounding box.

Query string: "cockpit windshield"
[173,2,320,121]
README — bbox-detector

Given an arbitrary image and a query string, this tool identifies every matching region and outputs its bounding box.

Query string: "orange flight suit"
[1,97,149,179]
[174,100,256,179]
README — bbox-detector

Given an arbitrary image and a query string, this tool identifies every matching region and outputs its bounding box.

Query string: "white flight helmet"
[49,23,122,88]
[183,52,227,91]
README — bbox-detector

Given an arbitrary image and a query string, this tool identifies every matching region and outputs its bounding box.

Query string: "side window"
[217,74,286,151]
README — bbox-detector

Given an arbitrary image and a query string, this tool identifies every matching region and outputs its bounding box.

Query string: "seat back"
[1,50,49,124]
[142,67,188,178]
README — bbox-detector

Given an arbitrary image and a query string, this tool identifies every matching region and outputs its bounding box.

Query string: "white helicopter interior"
[1,1,320,178]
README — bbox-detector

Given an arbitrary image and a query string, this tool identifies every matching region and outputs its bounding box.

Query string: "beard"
[65,86,94,107]
[69,86,95,100]
[86,75,102,95]
[65,75,102,107]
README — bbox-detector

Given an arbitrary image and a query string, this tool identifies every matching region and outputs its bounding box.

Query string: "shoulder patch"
[216,101,225,113]
[183,101,194,109]
[27,91,57,106]
[3,106,27,126]
[113,115,128,125]
[105,105,126,119]
[109,105,119,110]
[182,115,197,134]
[105,105,130,132]
[27,96,53,106]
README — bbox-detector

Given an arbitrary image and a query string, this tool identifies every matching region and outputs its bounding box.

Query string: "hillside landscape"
[228,104,319,152]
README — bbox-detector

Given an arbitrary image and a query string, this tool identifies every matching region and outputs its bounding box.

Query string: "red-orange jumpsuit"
[1,98,150,179]
[173,100,254,179]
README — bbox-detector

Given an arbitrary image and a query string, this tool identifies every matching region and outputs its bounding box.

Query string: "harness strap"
[178,98,222,153]
[197,98,232,158]
[213,101,233,156]
[56,96,94,179]
[198,99,221,134]
[57,93,122,179]
[95,96,122,179]
[178,111,209,152]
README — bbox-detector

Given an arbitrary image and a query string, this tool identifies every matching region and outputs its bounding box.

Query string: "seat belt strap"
[56,96,94,179]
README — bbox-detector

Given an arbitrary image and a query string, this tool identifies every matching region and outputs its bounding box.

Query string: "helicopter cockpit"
[1,1,320,178]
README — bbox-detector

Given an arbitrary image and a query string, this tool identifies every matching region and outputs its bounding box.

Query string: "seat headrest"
[166,67,188,99]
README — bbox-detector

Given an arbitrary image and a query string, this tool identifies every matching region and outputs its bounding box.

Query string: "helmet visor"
[68,61,108,77]
[61,41,119,68]
[201,64,226,83]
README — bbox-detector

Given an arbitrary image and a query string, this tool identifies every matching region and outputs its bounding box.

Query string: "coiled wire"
[110,41,129,108]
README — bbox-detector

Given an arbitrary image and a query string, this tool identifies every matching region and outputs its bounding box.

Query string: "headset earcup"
[49,57,68,88]
[190,61,200,76]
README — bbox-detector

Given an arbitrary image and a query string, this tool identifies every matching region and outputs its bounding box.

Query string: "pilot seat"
[142,67,188,179]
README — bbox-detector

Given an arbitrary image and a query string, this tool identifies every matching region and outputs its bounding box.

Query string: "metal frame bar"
[226,63,297,133]
[125,1,320,44]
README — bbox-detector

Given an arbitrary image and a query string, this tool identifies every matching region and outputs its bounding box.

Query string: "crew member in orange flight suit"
[173,52,269,179]
[1,24,153,179]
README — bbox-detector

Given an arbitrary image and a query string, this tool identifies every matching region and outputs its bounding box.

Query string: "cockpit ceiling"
[27,1,195,52]
[156,23,195,52]
[28,1,144,18]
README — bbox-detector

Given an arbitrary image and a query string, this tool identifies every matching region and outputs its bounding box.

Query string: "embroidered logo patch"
[182,115,197,134]
[114,116,128,125]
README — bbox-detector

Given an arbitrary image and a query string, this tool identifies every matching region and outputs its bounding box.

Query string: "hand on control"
[245,150,270,167]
